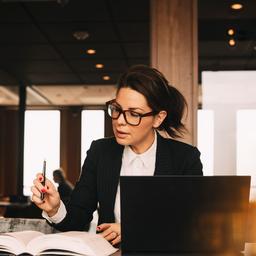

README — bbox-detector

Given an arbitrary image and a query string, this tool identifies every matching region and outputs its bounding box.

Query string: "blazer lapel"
[109,142,123,210]
[100,139,123,223]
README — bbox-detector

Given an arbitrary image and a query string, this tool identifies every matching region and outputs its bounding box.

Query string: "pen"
[40,160,46,200]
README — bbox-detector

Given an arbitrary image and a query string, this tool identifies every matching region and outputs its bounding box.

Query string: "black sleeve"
[52,141,99,231]
[183,146,203,175]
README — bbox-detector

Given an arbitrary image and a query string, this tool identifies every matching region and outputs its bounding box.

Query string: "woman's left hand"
[97,223,121,246]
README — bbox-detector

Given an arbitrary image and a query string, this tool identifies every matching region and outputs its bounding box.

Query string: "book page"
[27,231,118,256]
[0,230,43,255]
[62,232,118,256]
[0,236,25,255]
[5,230,43,246]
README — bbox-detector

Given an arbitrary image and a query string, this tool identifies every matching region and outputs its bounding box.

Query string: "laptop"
[120,176,251,255]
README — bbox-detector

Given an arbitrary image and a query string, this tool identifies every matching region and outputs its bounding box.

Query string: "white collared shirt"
[114,132,157,223]
[43,132,157,224]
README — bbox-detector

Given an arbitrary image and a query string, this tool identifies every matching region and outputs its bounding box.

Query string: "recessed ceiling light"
[102,75,110,81]
[231,3,243,10]
[73,31,89,41]
[227,28,235,36]
[87,49,96,55]
[228,39,236,46]
[95,64,104,69]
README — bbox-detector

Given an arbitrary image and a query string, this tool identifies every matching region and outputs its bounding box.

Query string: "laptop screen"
[120,176,250,254]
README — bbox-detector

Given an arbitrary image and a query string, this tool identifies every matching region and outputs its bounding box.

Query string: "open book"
[0,230,118,255]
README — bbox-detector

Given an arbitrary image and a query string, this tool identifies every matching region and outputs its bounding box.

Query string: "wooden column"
[151,0,198,145]
[0,109,5,196]
[60,108,81,186]
[0,109,19,196]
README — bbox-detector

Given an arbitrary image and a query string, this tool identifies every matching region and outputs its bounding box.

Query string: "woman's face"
[112,87,163,153]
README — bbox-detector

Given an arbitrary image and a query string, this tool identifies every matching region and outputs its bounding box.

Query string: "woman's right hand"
[31,173,61,217]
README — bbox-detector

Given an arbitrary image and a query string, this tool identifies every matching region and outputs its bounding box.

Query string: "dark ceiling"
[0,0,149,86]
[198,0,256,74]
[0,0,255,86]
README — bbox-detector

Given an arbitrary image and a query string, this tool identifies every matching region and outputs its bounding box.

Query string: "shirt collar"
[123,131,157,168]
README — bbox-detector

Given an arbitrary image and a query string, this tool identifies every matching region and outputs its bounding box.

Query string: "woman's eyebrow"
[128,107,144,111]
[115,100,145,111]
[115,101,144,111]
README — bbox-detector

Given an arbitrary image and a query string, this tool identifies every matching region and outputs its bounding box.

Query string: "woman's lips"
[116,130,129,138]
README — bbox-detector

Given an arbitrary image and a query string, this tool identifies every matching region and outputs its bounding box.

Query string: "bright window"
[81,110,104,231]
[201,71,256,200]
[197,110,214,175]
[237,110,256,200]
[81,110,105,166]
[24,110,60,196]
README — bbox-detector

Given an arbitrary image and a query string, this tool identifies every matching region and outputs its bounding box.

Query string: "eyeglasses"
[106,100,158,126]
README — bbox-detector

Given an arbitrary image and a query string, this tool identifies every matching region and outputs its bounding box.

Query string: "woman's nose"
[116,112,127,125]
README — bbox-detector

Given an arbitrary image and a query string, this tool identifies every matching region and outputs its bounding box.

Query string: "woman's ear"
[153,110,167,128]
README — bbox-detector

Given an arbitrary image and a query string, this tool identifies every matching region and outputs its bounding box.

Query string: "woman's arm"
[52,140,100,231]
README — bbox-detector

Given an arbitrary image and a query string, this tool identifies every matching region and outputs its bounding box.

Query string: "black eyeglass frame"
[106,100,158,126]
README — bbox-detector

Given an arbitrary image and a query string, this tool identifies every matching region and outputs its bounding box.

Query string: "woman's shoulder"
[158,133,199,153]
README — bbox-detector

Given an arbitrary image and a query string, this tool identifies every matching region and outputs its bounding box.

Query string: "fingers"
[36,172,44,182]
[33,178,44,192]
[104,231,121,245]
[31,186,41,198]
[31,182,46,204]
[111,234,121,245]
[97,223,111,231]
[97,223,111,237]
[34,172,46,189]
[33,174,56,193]
[31,193,44,205]
[44,178,57,191]
[31,173,57,203]
[97,223,121,245]
[104,231,118,242]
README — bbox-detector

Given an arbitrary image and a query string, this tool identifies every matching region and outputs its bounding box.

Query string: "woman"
[31,65,203,246]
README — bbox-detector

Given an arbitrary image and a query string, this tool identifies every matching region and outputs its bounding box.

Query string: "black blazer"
[53,133,203,231]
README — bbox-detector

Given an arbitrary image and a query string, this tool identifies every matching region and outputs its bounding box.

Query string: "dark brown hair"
[117,65,187,138]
